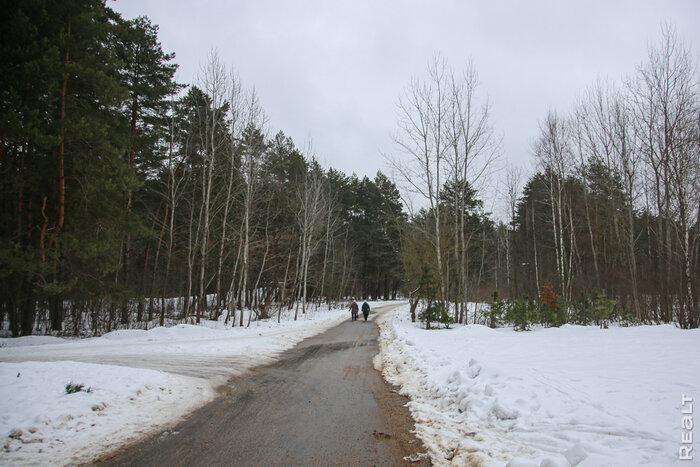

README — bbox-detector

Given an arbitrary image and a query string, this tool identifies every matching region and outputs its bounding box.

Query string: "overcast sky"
[112,0,698,189]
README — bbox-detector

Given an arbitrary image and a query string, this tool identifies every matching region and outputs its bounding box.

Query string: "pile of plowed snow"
[375,304,699,466]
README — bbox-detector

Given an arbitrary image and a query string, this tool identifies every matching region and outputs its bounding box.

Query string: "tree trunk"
[532,200,541,297]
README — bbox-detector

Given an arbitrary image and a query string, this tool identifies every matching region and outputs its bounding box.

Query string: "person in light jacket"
[349,300,359,321]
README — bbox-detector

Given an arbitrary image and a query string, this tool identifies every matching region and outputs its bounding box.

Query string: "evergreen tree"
[112,14,179,302]
[0,0,137,334]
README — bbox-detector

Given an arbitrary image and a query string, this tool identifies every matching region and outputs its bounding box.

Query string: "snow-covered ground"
[375,304,700,466]
[1,361,211,465]
[1,302,378,465]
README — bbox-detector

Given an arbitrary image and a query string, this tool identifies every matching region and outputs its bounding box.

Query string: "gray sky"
[112,0,699,186]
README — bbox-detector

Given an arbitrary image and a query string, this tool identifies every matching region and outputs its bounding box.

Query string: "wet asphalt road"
[97,304,429,466]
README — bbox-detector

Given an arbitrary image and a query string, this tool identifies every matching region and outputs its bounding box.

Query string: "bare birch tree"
[534,111,575,301]
[293,155,328,319]
[576,82,643,317]
[160,97,187,325]
[390,55,451,303]
[503,164,522,298]
[213,70,244,317]
[236,90,268,326]
[194,49,229,323]
[629,25,699,325]
[446,61,500,322]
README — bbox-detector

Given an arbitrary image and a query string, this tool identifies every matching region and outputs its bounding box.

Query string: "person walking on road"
[361,301,370,320]
[349,300,359,321]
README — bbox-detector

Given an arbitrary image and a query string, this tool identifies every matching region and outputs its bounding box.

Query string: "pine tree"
[113,14,179,312]
[540,281,565,327]
[0,0,139,335]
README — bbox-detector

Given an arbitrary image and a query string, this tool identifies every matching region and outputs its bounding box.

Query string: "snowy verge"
[375,304,700,466]
[0,301,385,465]
[1,361,212,465]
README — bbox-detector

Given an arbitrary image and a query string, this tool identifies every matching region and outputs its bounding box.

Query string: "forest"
[1,1,698,336]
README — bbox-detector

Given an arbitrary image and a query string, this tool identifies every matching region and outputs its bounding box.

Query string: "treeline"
[499,26,699,328]
[0,1,403,336]
[2,3,698,336]
[397,28,699,329]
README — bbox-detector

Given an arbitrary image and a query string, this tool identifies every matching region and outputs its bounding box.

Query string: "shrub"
[65,382,92,394]
[571,288,617,327]
[418,302,453,329]
[539,281,566,327]
[572,293,594,325]
[619,304,637,327]
[486,291,507,328]
[590,288,615,328]
[414,264,453,329]
[506,298,534,331]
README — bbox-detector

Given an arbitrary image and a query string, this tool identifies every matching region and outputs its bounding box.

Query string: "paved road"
[97,304,429,466]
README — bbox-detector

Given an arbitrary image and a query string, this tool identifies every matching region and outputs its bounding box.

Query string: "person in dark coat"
[349,300,359,321]
[361,301,370,320]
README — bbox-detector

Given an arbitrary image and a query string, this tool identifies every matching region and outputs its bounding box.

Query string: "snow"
[0,302,376,465]
[1,361,211,465]
[375,304,700,466]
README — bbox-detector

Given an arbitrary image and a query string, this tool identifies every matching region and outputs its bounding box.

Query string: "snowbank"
[375,304,700,466]
[0,302,382,465]
[1,361,212,465]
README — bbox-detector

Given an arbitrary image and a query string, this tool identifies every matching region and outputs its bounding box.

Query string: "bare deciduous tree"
[534,110,575,301]
[194,49,229,323]
[390,55,451,303]
[293,153,328,319]
[628,25,699,325]
[446,60,500,322]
